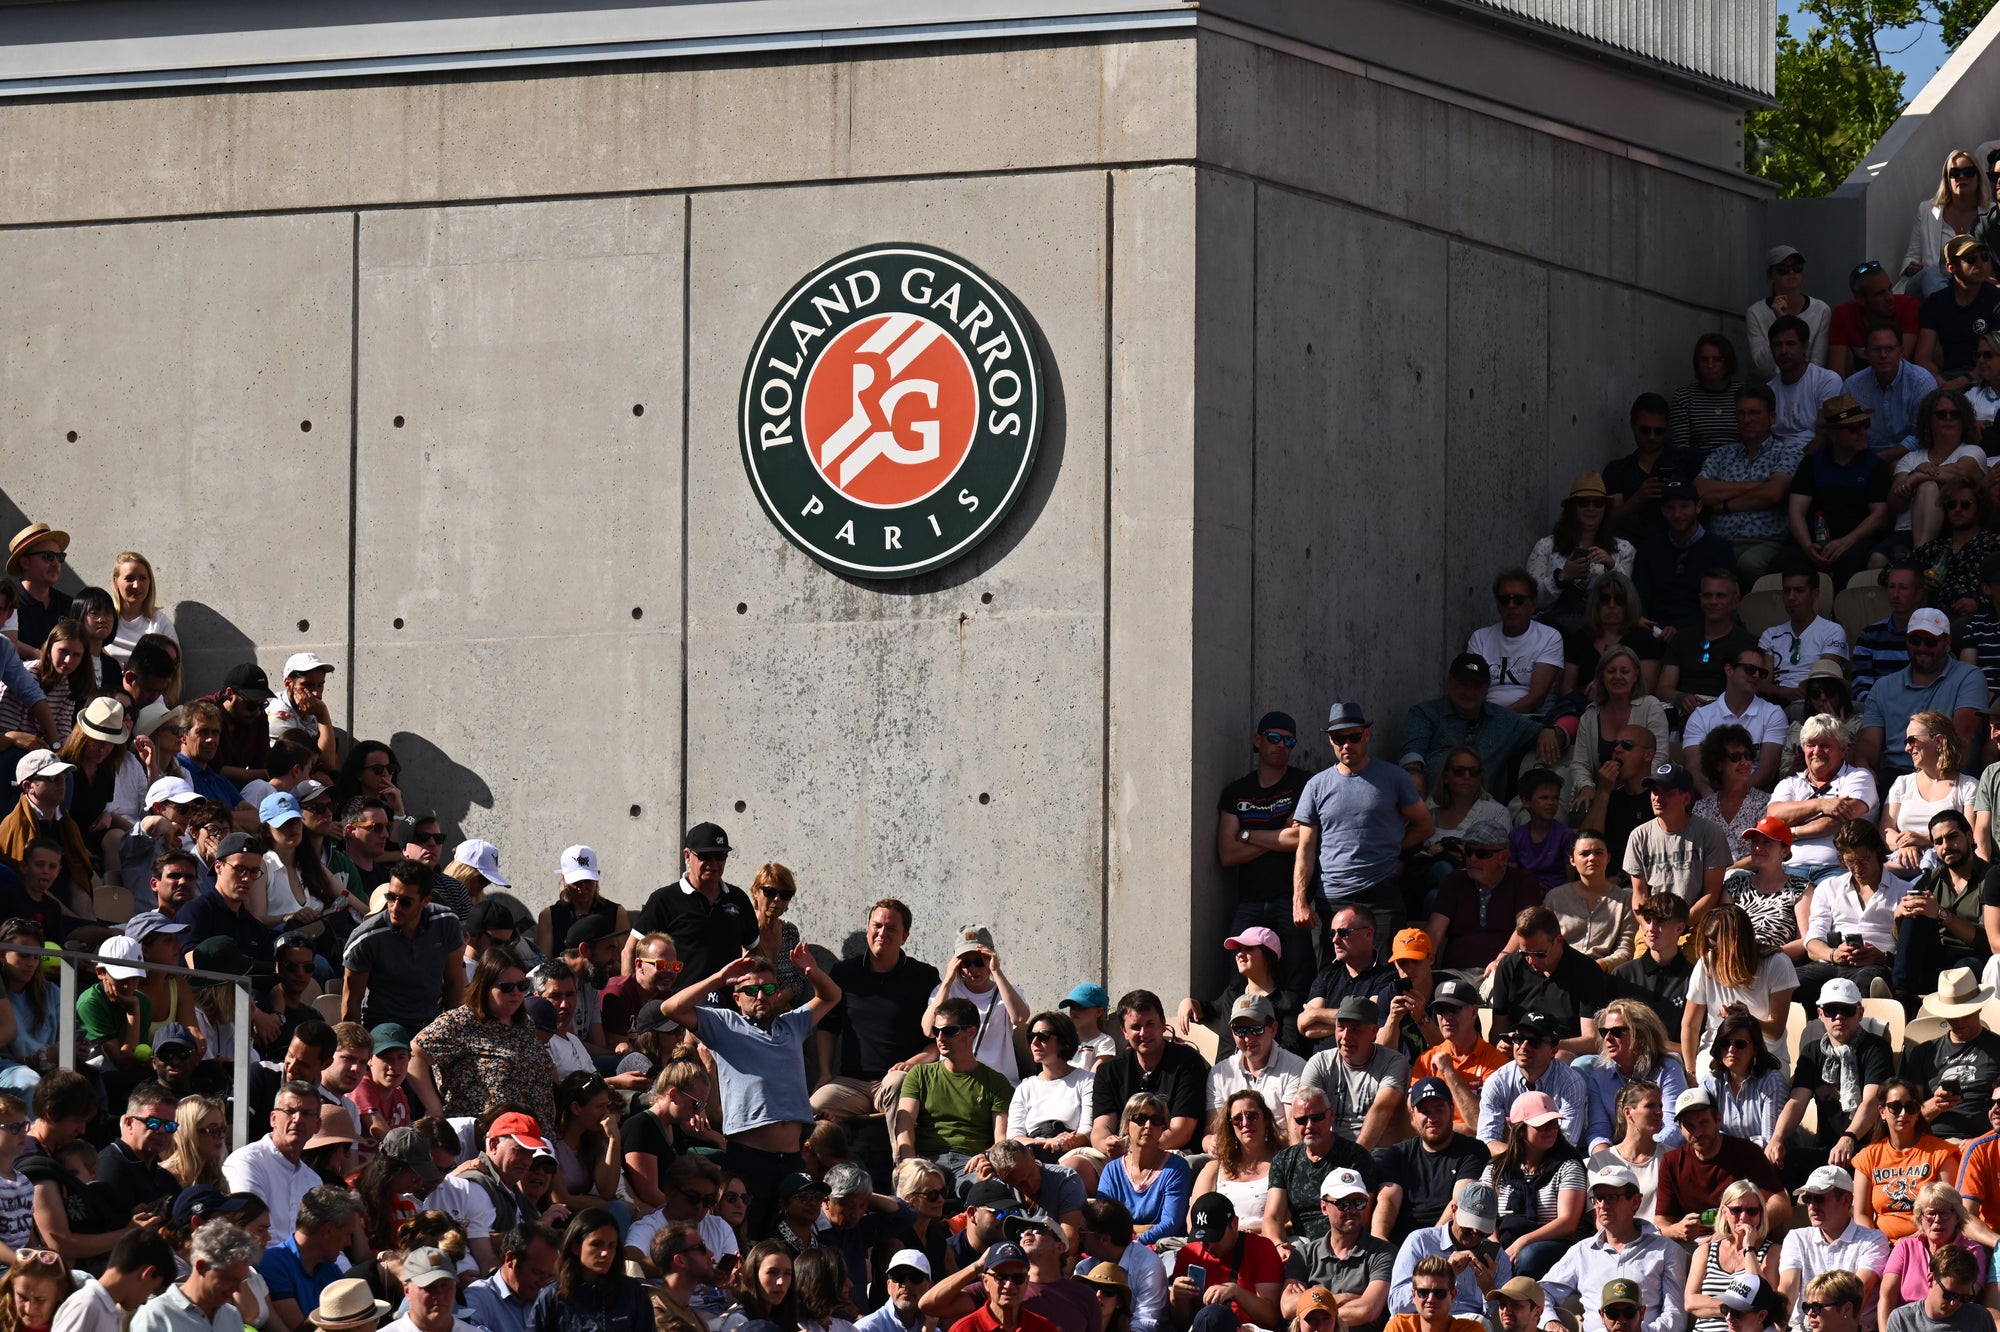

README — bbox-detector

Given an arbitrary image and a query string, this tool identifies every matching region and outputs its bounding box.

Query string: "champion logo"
[740,243,1044,579]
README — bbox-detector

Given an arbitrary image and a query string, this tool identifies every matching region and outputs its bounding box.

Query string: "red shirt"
[1657,1134,1784,1220]
[950,1306,1061,1332]
[1829,295,1921,348]
[1172,1236,1284,1324]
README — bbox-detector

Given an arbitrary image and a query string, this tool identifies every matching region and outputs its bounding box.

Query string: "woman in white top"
[1005,1009,1095,1156]
[106,550,176,664]
[1745,245,1831,379]
[255,792,346,932]
[1681,902,1796,1070]
[1892,388,1987,546]
[1971,332,2000,430]
[1192,1090,1281,1230]
[1884,709,1979,872]
[1525,473,1635,621]
[1424,746,1509,847]
[1901,149,1989,298]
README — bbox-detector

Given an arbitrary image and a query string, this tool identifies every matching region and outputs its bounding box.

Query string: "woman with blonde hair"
[745,863,807,1009]
[890,1157,953,1278]
[1096,1093,1193,1244]
[1883,710,1978,872]
[107,551,175,664]
[164,1094,228,1190]
[1892,388,1986,547]
[1681,902,1796,1069]
[1585,1001,1687,1154]
[1567,645,1669,814]
[1192,1090,1283,1229]
[1876,1180,1985,1327]
[0,1250,77,1332]
[533,852,630,961]
[1683,1180,1781,1332]
[1901,149,1989,298]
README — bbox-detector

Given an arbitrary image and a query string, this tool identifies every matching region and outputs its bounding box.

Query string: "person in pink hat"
[1477,1091,1587,1277]
[1174,927,1306,1056]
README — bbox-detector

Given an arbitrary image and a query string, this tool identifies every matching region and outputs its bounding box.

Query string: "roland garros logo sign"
[739,243,1044,578]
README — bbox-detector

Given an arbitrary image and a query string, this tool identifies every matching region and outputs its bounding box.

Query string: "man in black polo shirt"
[1611,894,1694,1032]
[1089,991,1208,1154]
[1371,1077,1488,1244]
[1488,906,1609,1057]
[6,523,69,653]
[1217,711,1313,993]
[1298,907,1398,1052]
[812,896,943,1124]
[632,822,756,994]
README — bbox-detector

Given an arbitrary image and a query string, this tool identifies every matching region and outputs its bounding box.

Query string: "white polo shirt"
[1778,1219,1889,1328]
[1772,766,1881,869]
[1758,616,1851,688]
[1684,694,1789,750]
[220,1137,319,1248]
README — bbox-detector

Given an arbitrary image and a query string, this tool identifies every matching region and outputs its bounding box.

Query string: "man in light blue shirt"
[132,1221,256,1332]
[1538,1164,1690,1332]
[1857,607,1989,778]
[1844,323,1937,462]
[1475,1017,1589,1147]
[855,1250,936,1332]
[1388,1182,1511,1316]
[463,1224,557,1332]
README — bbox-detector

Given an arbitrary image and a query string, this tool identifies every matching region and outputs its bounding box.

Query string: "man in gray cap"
[1291,702,1431,960]
[382,1248,476,1332]
[1299,997,1410,1148]
[1424,811,1544,977]
[1205,993,1305,1130]
[1387,1181,1509,1317]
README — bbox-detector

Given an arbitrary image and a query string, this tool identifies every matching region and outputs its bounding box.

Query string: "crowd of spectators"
[6,143,2000,1332]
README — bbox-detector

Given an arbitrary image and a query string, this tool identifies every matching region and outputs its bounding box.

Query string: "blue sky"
[1779,0,1951,93]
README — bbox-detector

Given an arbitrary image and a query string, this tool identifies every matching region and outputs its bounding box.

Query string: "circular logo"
[740,244,1044,578]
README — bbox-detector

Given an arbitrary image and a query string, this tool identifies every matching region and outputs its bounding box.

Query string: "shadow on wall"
[173,601,260,699]
[390,730,494,842]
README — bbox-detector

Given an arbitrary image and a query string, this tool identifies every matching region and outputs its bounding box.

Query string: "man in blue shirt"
[1858,607,1989,779]
[464,1224,558,1332]
[1387,1181,1510,1317]
[1399,656,1555,794]
[1696,385,1802,586]
[258,1185,355,1332]
[1292,703,1431,957]
[175,701,252,823]
[1844,320,1937,463]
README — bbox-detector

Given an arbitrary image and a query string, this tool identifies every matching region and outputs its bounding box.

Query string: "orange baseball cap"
[1391,928,1434,962]
[1743,816,1793,848]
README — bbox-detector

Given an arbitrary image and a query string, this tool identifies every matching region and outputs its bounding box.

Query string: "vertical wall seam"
[1248,179,1258,716]
[679,192,693,840]
[345,209,360,725]
[1099,168,1115,987]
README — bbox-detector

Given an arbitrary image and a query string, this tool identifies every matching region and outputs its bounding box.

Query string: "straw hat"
[1922,966,1994,1021]
[6,523,68,576]
[1562,473,1609,504]
[309,1279,391,1330]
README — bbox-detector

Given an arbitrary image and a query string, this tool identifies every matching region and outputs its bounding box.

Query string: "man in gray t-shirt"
[340,859,466,1033]
[1621,762,1731,917]
[1291,704,1431,946]
[1297,996,1411,1147]
[1884,1244,1986,1332]
[1283,1166,1394,1332]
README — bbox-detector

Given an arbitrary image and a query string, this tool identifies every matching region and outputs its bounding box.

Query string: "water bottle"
[1813,511,1831,547]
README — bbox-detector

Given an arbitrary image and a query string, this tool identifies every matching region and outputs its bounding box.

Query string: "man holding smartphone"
[1902,967,2000,1140]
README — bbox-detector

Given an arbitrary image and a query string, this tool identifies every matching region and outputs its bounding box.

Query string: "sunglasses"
[1724,751,1753,764]
[1228,1111,1265,1125]
[1612,739,1639,751]
[1293,1111,1329,1126]
[1604,1308,1641,1322]
[1934,409,1963,421]
[1772,258,1806,273]
[131,1116,179,1133]
[988,1272,1029,1288]
[759,887,796,902]
[1262,731,1298,747]
[1950,166,1982,179]
[1884,1101,1921,1114]
[1515,1034,1552,1049]
[199,1124,228,1138]
[1466,847,1506,861]
[1328,730,1366,745]
[1231,1023,1271,1039]
[1934,1283,1976,1306]
[491,981,528,995]
[1028,1029,1061,1042]
[693,851,729,863]
[1600,1026,1630,1040]
[736,983,780,998]
[637,956,682,974]
[1730,664,1769,678]
[1496,593,1531,606]
[1720,1039,1752,1053]
[678,1187,720,1208]
[1819,1004,1856,1019]
[935,1023,973,1038]
[407,831,446,846]
[1127,1113,1165,1127]
[1726,1205,1762,1217]
[1446,765,1482,777]
[1802,1304,1845,1317]
[1412,1288,1453,1302]
[913,1188,948,1202]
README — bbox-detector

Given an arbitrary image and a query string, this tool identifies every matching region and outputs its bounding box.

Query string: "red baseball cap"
[1743,816,1793,848]
[487,1112,549,1152]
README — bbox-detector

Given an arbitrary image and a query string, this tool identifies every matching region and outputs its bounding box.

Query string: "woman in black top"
[530,1208,657,1332]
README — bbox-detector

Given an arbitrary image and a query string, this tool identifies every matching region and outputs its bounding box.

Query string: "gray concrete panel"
[0,36,1194,227]
[1442,242,1550,658]
[1250,185,1448,762]
[0,213,353,697]
[352,196,685,897]
[683,173,1106,998]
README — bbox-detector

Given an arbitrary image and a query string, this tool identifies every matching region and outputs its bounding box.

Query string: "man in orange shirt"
[1386,1256,1488,1332]
[1412,981,1505,1131]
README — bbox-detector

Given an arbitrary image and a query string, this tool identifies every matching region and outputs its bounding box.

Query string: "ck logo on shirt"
[1493,657,1525,687]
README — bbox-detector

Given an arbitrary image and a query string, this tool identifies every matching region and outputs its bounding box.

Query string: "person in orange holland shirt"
[1853,1076,1962,1241]
[1412,980,1507,1132]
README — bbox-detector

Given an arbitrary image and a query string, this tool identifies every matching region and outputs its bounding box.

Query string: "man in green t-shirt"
[894,995,1012,1178]
[80,935,156,1102]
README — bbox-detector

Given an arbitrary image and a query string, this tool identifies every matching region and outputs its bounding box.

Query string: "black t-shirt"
[1090,1041,1210,1124]
[1372,1133,1489,1242]
[1902,1030,2000,1138]
[634,879,758,991]
[619,1108,678,1172]
[1600,786,1653,871]
[1611,952,1694,1033]
[1632,530,1741,630]
[1490,947,1611,1041]
[94,1140,180,1218]
[1920,283,2000,375]
[1563,628,1665,686]
[1604,448,1708,546]
[1793,1030,1895,1130]
[1217,767,1312,903]
[1305,962,1399,1052]
[1663,623,1755,699]
[823,952,943,1079]
[12,586,60,652]
[0,881,79,946]
[1791,448,1893,540]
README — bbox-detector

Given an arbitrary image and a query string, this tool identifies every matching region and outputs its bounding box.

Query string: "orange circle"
[800,313,979,508]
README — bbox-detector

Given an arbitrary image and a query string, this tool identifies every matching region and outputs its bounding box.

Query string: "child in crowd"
[1509,769,1576,889]
[1059,984,1117,1069]
[0,841,81,948]
[0,1096,30,1259]
[353,1024,415,1141]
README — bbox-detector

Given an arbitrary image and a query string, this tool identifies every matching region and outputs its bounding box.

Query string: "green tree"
[1747,0,1999,198]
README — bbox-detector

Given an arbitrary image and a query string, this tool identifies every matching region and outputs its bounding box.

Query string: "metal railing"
[0,941,258,1147]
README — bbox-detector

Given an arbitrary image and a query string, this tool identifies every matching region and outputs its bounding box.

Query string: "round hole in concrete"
[981,592,993,604]
[629,804,642,818]
[734,800,746,813]
[736,603,748,615]
[631,607,643,620]
[978,792,991,805]
[632,404,645,417]
[393,416,405,428]
[64,431,77,443]
[300,420,312,432]
[297,619,310,633]
[393,618,404,630]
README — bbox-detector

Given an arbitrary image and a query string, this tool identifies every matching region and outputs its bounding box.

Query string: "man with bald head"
[1579,725,1659,869]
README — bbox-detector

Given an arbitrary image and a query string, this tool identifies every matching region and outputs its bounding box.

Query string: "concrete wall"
[0,20,1765,1005]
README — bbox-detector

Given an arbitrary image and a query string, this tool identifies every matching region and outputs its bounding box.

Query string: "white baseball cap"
[145,776,201,808]
[560,845,600,884]
[96,935,147,981]
[1319,1168,1368,1202]
[453,838,509,888]
[1588,1163,1641,1193]
[1674,1087,1715,1118]
[886,1250,932,1279]
[283,652,335,678]
[14,750,73,785]
[1909,608,1951,639]
[1819,978,1863,1008]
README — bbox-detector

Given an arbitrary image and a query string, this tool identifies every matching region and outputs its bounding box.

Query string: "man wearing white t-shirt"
[1757,571,1850,703]
[265,654,339,774]
[923,926,1031,1085]
[1466,571,1563,716]
[1682,645,1789,794]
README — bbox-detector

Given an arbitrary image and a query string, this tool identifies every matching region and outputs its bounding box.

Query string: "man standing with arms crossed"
[1294,704,1431,959]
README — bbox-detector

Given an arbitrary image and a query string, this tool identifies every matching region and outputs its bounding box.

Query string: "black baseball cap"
[683,823,731,854]
[1188,1193,1235,1244]
[222,662,275,701]
[563,915,616,949]
[1448,653,1492,685]
[467,900,515,933]
[963,1180,1020,1213]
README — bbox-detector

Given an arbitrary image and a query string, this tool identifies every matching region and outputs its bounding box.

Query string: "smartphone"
[1396,976,1415,994]
[1186,1266,1206,1293]
[1842,933,1864,948]
[1942,1079,1962,1098]
[1573,548,1591,562]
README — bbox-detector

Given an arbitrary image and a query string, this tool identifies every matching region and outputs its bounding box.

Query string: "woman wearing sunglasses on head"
[1698,1016,1789,1149]
[1853,1077,1962,1241]
[407,947,559,1129]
